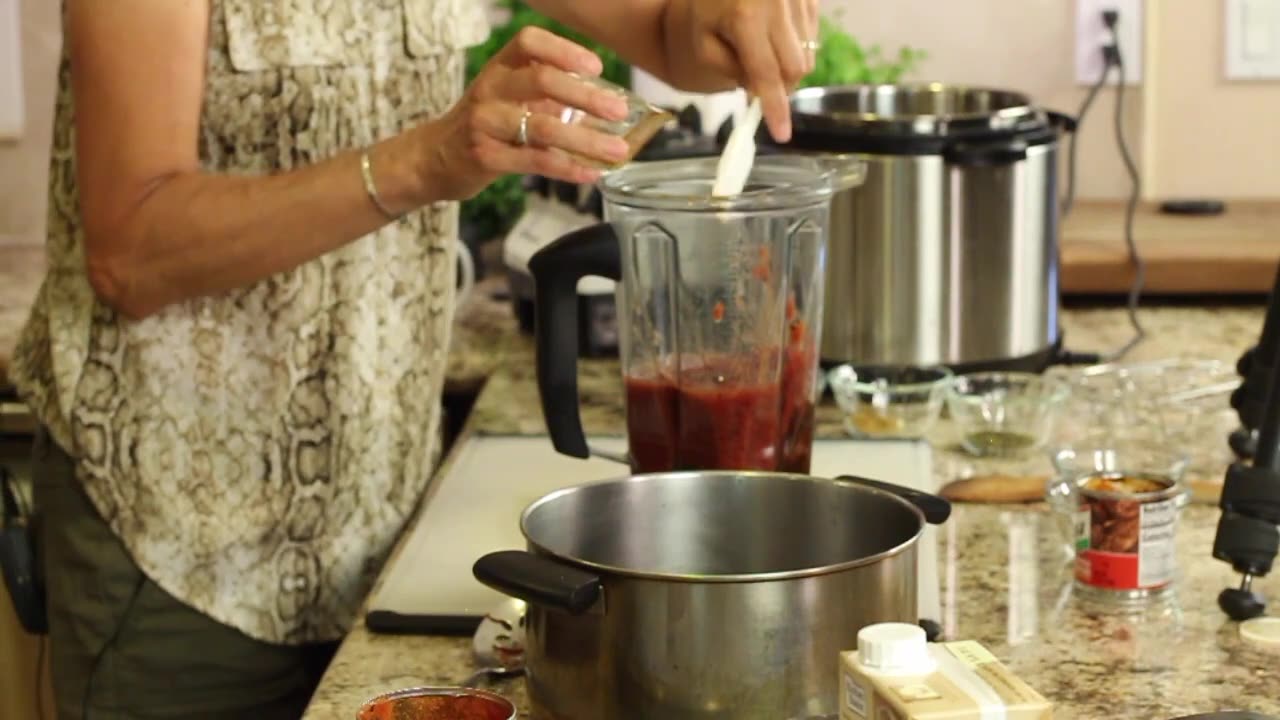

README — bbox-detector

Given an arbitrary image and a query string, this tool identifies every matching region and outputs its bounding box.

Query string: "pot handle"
[835,475,952,525]
[529,223,623,459]
[942,139,1028,167]
[1045,110,1078,133]
[919,618,943,642]
[474,550,603,615]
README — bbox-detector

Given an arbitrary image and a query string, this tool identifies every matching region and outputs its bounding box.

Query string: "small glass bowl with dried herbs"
[946,371,1070,458]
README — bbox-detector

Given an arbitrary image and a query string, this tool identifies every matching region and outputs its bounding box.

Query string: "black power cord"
[1103,13,1148,361]
[1063,11,1147,363]
[1062,56,1108,218]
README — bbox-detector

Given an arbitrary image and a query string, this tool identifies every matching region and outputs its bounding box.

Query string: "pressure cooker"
[778,84,1074,373]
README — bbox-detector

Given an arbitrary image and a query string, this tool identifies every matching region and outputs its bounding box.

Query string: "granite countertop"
[303,283,1280,720]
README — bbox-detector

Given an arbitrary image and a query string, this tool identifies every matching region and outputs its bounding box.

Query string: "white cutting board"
[366,435,941,634]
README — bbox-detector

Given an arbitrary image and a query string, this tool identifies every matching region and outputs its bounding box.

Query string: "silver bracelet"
[360,150,399,220]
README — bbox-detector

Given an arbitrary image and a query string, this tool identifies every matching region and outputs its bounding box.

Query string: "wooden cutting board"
[1061,200,1280,295]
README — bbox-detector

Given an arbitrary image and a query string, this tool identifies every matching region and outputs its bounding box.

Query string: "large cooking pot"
[779,83,1075,373]
[473,471,950,720]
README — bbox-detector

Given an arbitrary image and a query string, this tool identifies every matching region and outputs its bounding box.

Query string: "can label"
[1073,481,1178,590]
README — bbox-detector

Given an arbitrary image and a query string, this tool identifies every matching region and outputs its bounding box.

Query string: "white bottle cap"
[1240,617,1280,647]
[857,623,935,674]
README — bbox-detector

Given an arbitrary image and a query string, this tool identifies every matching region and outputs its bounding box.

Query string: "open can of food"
[355,687,517,720]
[1067,472,1183,599]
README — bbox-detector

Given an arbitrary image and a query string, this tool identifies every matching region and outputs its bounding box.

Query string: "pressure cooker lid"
[787,83,1055,155]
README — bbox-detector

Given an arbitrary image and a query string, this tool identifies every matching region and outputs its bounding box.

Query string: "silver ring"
[516,108,531,146]
[802,39,820,51]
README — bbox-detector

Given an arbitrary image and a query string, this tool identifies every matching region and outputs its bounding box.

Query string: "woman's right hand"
[421,27,635,201]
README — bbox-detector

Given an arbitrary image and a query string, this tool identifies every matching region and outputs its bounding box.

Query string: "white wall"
[3,0,1280,254]
[0,0,60,248]
[822,0,1280,200]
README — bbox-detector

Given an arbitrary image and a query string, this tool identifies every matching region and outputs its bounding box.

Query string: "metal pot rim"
[790,83,1042,132]
[517,471,927,583]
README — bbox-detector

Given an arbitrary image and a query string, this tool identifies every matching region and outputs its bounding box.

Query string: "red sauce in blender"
[626,343,816,473]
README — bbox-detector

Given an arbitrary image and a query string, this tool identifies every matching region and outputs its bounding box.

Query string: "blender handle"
[528,223,623,459]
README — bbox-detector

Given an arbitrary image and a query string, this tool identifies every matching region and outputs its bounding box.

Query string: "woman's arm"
[527,0,818,142]
[71,0,628,320]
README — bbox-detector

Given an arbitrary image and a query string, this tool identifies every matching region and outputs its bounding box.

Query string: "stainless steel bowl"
[475,471,950,720]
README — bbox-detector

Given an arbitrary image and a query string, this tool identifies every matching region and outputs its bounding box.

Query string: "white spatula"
[712,97,763,197]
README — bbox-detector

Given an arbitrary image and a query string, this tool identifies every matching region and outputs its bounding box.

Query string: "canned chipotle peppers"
[1070,473,1181,595]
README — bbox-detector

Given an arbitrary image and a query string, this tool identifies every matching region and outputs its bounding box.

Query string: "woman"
[12,0,818,716]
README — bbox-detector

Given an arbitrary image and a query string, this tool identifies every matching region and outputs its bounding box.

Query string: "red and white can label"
[1073,495,1178,590]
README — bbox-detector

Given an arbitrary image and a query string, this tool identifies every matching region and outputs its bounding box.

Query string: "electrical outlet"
[1075,0,1143,85]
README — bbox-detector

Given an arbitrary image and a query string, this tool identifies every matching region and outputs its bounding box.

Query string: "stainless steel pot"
[473,472,950,720]
[782,84,1073,373]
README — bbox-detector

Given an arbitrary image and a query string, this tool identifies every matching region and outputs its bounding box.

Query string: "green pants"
[32,429,338,719]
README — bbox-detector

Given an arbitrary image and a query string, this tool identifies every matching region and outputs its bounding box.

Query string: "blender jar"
[529,154,865,473]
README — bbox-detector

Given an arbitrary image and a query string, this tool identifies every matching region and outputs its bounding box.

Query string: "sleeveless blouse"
[10,0,488,644]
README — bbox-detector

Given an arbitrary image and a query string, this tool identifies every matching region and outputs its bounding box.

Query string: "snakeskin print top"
[10,0,489,644]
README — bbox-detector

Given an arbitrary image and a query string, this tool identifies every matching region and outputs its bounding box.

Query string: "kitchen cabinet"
[0,424,54,720]
[1,592,53,720]
[1061,200,1280,295]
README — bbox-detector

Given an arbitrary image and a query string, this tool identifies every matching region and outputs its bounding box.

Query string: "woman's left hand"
[666,0,820,143]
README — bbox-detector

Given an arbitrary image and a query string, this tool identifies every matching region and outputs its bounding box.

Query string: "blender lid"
[787,83,1055,154]
[598,154,866,213]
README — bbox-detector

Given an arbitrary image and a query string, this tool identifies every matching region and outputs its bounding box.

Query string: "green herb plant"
[801,16,926,88]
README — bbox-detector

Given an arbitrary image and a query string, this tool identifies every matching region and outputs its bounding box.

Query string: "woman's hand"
[665,0,820,142]
[420,27,635,201]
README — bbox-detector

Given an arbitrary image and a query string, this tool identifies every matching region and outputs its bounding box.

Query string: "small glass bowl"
[356,686,517,720]
[946,371,1069,457]
[558,74,674,169]
[828,364,953,439]
[1053,358,1239,484]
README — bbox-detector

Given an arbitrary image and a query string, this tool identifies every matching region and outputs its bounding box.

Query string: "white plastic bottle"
[841,623,937,719]
[839,622,1053,720]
